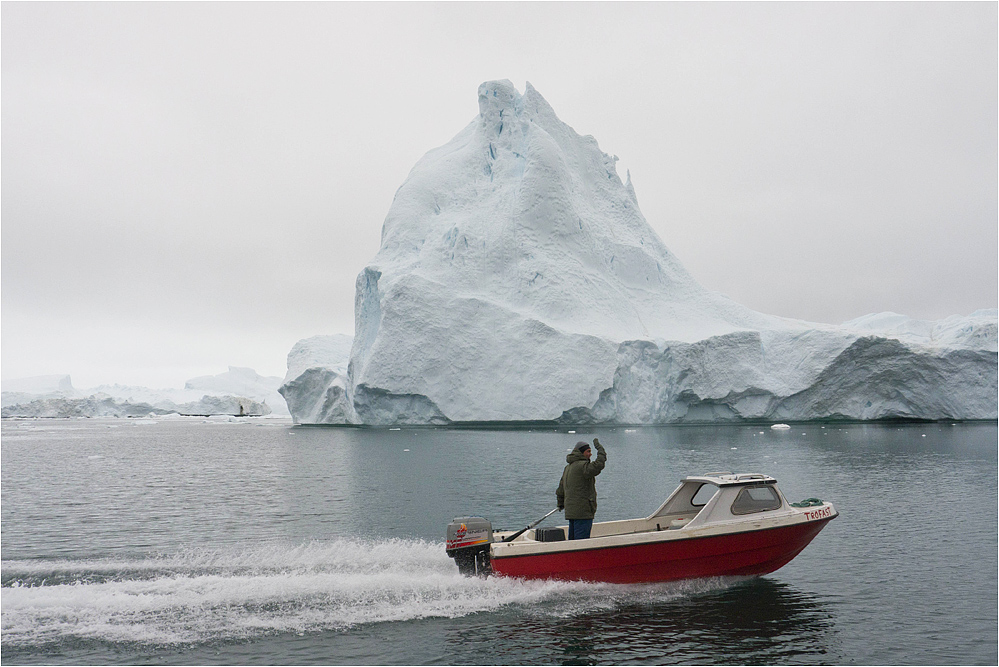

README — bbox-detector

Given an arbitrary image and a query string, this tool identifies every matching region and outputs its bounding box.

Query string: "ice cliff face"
[278,335,353,423]
[283,80,997,425]
[590,321,997,424]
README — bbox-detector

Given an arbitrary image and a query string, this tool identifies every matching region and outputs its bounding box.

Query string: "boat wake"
[1,538,740,648]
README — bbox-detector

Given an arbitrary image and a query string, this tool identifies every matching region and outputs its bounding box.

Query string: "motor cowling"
[446,516,493,576]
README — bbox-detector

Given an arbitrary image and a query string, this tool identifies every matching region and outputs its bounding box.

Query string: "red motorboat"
[446,472,837,584]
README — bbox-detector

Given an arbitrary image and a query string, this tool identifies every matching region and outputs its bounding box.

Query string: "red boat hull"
[490,518,834,583]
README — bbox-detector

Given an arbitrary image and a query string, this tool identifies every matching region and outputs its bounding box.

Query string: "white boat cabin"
[646,472,789,530]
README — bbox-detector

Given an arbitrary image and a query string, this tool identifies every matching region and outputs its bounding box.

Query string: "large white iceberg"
[283,80,997,425]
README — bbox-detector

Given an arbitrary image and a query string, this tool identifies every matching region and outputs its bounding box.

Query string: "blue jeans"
[568,519,593,540]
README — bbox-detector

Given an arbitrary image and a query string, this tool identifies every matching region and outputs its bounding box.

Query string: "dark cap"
[576,442,591,452]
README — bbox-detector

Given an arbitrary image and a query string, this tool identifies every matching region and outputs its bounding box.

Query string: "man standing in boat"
[556,438,607,540]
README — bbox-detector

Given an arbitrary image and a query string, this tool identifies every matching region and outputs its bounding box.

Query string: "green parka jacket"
[556,439,607,520]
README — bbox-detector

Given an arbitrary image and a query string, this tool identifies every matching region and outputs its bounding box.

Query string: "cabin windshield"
[653,481,720,518]
[731,484,782,515]
[691,483,718,506]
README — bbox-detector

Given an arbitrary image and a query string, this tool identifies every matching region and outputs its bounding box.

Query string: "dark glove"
[558,505,564,511]
[593,437,601,447]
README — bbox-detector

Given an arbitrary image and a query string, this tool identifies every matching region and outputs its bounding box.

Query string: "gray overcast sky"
[3,2,996,388]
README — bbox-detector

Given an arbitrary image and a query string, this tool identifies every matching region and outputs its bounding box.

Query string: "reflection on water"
[444,578,836,665]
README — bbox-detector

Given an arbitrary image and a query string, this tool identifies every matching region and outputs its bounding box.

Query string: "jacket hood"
[566,450,590,464]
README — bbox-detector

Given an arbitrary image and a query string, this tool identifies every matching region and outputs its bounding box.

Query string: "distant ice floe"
[2,367,283,419]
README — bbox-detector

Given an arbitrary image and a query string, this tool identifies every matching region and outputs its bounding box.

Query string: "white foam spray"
[2,538,737,647]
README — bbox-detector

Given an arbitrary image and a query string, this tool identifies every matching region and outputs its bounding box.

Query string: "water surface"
[2,418,996,664]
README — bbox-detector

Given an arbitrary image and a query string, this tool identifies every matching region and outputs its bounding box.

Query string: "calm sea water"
[2,418,996,665]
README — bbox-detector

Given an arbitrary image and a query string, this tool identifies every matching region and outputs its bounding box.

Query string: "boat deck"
[496,512,701,544]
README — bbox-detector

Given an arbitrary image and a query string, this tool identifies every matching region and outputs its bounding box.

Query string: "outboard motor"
[445,516,493,576]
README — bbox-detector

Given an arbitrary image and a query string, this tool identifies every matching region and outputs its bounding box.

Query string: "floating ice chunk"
[771,424,791,430]
[278,335,354,422]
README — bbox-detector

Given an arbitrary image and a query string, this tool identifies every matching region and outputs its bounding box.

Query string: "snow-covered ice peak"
[342,80,806,423]
[370,80,784,349]
[477,79,523,138]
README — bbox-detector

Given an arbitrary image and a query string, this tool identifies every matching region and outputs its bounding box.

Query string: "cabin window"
[731,485,782,515]
[691,483,718,507]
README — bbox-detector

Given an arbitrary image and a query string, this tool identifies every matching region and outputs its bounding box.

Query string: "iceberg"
[2,367,282,418]
[1,396,170,419]
[183,366,286,416]
[1,374,75,396]
[282,80,997,425]
[278,335,353,423]
[172,395,270,417]
[1,374,78,409]
[0,395,270,419]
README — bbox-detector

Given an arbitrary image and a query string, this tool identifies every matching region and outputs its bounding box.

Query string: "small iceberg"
[771,424,791,430]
